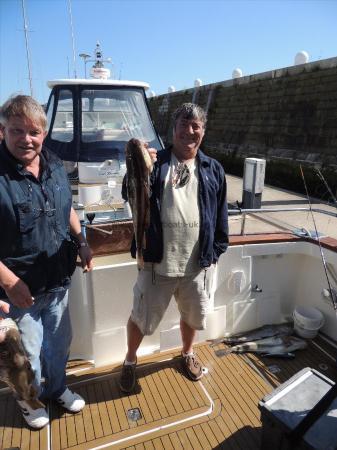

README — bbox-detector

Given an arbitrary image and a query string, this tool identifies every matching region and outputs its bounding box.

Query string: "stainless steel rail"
[228,207,337,236]
[228,207,337,217]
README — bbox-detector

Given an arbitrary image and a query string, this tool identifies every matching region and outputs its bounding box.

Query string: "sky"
[1,0,337,105]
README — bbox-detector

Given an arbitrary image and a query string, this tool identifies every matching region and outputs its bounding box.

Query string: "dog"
[0,318,44,409]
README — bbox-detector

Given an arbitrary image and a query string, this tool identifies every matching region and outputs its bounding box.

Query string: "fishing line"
[315,168,335,237]
[300,165,337,313]
[315,168,337,205]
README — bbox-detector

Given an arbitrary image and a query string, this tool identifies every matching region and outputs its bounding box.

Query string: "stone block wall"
[148,57,337,171]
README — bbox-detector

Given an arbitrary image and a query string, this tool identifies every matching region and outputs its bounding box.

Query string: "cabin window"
[81,89,157,144]
[46,94,55,130]
[51,90,74,143]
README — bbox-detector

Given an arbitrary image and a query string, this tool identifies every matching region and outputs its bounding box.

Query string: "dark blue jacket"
[0,142,77,298]
[125,147,229,267]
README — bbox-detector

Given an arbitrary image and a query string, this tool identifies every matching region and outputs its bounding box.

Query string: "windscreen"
[45,86,163,162]
[79,88,162,161]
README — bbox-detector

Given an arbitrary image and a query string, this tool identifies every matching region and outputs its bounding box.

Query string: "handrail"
[81,206,337,237]
[228,207,337,218]
[228,207,337,236]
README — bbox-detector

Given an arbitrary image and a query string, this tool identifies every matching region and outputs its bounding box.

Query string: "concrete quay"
[226,174,337,239]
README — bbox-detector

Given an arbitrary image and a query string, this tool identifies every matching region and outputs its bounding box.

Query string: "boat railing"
[80,204,337,257]
[228,207,337,237]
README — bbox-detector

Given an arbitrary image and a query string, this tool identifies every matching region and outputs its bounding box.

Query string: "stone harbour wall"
[148,57,337,198]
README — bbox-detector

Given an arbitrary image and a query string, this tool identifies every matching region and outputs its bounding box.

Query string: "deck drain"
[127,407,142,422]
[318,363,328,371]
[267,364,281,374]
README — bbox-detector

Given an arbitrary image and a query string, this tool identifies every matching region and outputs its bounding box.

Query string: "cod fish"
[126,138,154,268]
[211,323,293,347]
[219,335,307,356]
[0,318,44,409]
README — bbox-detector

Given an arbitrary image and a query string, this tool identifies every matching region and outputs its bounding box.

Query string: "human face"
[172,116,205,161]
[2,116,46,166]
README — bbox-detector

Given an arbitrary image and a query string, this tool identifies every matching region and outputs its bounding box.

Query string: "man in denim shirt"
[0,95,93,428]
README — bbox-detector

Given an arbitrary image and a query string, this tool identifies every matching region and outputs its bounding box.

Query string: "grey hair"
[0,95,47,130]
[172,103,207,129]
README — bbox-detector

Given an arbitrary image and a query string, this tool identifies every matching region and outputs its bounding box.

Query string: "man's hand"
[144,143,158,163]
[78,245,93,273]
[4,278,34,308]
[0,300,10,315]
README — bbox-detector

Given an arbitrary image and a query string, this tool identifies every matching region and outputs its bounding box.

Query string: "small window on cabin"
[51,90,74,143]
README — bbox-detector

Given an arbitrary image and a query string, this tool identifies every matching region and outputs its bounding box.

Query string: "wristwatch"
[78,242,88,248]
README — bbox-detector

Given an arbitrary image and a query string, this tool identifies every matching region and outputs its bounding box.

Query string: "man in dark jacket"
[119,103,228,392]
[0,95,93,428]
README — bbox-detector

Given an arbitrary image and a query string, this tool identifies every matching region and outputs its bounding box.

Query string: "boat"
[1,54,337,449]
[1,184,336,450]
[44,42,163,221]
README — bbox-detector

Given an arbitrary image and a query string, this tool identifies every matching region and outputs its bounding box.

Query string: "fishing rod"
[300,165,337,314]
[315,168,337,206]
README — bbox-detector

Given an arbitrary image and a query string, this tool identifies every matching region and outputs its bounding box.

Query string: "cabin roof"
[47,79,150,90]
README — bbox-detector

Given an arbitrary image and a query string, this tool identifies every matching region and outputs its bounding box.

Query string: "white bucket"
[293,306,325,339]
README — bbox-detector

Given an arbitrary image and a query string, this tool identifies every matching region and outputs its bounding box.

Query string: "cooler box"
[259,367,337,450]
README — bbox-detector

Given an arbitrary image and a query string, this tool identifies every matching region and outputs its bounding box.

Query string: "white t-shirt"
[155,154,200,276]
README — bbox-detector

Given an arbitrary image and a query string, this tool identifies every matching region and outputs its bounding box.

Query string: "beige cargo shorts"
[130,265,215,336]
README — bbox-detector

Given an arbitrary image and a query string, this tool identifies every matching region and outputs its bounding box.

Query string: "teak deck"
[1,335,336,450]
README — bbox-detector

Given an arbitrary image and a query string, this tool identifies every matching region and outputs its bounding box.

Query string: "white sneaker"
[56,388,85,413]
[17,399,49,429]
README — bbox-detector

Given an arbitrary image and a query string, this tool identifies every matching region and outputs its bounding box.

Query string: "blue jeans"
[8,289,72,400]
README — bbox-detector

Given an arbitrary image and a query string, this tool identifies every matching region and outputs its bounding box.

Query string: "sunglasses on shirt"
[172,163,190,188]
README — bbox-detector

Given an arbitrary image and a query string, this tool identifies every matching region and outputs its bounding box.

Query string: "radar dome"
[294,51,309,65]
[232,68,243,79]
[194,78,202,87]
[168,86,176,93]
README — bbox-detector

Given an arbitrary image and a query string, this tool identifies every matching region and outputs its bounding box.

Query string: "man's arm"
[69,207,93,272]
[0,261,34,308]
[213,170,229,261]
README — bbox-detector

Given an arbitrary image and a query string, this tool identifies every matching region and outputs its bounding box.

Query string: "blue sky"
[1,0,336,105]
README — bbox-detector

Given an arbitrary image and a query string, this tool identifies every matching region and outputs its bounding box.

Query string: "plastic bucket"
[293,306,324,339]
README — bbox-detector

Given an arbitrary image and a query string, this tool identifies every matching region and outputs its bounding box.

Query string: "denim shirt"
[0,142,77,298]
[125,147,229,267]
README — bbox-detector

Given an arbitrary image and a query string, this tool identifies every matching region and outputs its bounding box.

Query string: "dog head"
[0,320,44,409]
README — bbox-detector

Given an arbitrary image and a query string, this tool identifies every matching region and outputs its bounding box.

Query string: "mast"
[21,0,33,96]
[67,0,77,78]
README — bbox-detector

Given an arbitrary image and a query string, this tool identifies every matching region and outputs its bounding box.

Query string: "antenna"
[118,62,123,80]
[79,53,91,78]
[21,0,33,96]
[79,43,112,79]
[67,0,77,78]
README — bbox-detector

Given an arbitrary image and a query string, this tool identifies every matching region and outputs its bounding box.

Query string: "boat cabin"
[44,78,163,213]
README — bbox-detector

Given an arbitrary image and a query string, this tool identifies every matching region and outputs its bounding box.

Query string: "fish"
[125,138,154,269]
[0,318,45,410]
[210,323,293,347]
[262,352,295,359]
[216,335,307,357]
